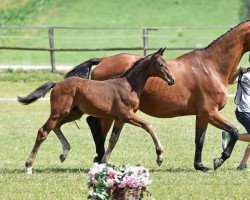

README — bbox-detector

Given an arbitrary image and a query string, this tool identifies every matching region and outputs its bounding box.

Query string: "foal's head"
[149,48,175,85]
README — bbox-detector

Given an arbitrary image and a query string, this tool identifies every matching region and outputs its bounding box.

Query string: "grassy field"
[0,76,249,199]
[1,1,250,199]
[1,0,249,67]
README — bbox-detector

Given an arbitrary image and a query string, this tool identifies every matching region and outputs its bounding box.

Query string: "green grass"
[0,69,63,82]
[0,0,249,67]
[0,0,60,26]
[0,81,249,199]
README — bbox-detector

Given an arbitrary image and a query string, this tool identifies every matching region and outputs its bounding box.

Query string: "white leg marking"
[26,167,33,175]
[62,149,69,158]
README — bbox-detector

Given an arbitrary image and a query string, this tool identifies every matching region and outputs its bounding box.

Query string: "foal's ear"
[154,48,166,57]
[154,48,163,57]
[160,47,166,55]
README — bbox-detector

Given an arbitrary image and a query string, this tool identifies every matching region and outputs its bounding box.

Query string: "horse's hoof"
[213,158,222,170]
[194,162,211,172]
[201,167,212,173]
[59,154,66,163]
[93,156,102,164]
[26,167,33,175]
[156,159,163,166]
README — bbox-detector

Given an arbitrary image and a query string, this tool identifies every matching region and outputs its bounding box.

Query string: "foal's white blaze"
[26,167,32,175]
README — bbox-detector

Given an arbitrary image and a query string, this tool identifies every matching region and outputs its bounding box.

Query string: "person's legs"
[235,110,250,169]
[238,144,250,169]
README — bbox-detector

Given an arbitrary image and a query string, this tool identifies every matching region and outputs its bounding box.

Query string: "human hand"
[239,67,247,75]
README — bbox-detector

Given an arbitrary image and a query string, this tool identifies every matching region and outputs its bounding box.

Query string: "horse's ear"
[160,47,166,55]
[153,48,163,57]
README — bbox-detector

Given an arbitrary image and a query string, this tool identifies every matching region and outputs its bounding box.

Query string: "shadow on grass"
[150,167,199,173]
[0,167,90,174]
[150,167,241,173]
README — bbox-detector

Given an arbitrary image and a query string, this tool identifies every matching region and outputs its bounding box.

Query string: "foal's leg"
[124,113,164,166]
[208,110,239,170]
[25,114,60,174]
[101,120,124,164]
[53,126,71,163]
[54,107,84,162]
[87,116,113,163]
[25,97,72,174]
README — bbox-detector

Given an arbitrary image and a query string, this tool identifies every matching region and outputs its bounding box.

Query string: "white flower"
[104,178,115,188]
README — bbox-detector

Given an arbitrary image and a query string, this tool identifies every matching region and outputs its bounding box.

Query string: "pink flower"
[108,171,116,179]
[118,175,139,189]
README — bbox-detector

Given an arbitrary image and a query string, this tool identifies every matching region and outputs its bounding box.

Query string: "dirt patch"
[0,0,29,9]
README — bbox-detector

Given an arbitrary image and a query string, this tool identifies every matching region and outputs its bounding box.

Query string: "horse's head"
[149,48,175,85]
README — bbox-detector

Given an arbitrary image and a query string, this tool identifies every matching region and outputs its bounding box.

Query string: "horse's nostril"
[172,79,175,84]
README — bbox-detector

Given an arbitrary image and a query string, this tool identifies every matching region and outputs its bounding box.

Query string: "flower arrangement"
[87,163,153,200]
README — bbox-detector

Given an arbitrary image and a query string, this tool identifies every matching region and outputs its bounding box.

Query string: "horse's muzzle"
[167,79,175,85]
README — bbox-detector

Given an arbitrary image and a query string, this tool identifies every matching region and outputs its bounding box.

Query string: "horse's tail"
[64,58,101,79]
[18,82,56,105]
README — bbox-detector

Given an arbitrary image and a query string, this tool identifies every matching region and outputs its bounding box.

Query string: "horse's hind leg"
[87,116,113,163]
[101,120,124,164]
[53,126,71,163]
[208,110,239,170]
[55,107,84,163]
[124,113,164,166]
[25,114,60,174]
[25,103,72,174]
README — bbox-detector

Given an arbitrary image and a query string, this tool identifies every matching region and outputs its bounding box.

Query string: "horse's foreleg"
[208,110,239,170]
[101,120,124,164]
[194,116,210,172]
[53,126,71,163]
[125,113,163,166]
[87,116,113,163]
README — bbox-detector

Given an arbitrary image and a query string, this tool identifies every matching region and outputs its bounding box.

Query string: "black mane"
[199,20,250,51]
[119,53,152,78]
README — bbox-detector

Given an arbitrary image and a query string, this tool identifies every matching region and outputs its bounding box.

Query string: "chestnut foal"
[18,48,175,174]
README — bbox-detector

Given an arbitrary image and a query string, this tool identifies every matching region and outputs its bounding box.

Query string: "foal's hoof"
[59,154,66,163]
[26,167,33,175]
[156,159,163,166]
[213,158,223,170]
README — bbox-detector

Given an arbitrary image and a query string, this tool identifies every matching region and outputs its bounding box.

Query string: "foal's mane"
[199,20,250,51]
[119,53,152,78]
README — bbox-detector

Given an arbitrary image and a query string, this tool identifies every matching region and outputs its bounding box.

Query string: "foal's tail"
[64,58,101,79]
[18,82,56,105]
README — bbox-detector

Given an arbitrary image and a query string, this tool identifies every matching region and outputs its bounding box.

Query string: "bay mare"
[18,49,175,174]
[64,21,250,171]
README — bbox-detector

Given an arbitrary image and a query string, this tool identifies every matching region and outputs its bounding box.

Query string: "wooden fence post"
[143,28,148,56]
[48,27,56,72]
